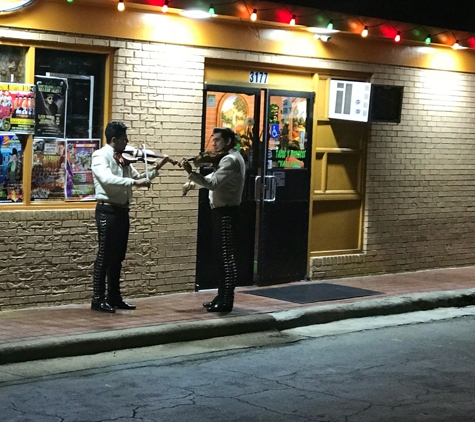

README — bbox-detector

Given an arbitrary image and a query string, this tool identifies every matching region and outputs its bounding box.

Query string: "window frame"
[0,42,114,210]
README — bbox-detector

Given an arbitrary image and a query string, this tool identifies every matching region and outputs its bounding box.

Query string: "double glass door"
[195,85,314,290]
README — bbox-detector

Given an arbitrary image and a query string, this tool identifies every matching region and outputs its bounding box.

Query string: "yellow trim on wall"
[4,0,475,74]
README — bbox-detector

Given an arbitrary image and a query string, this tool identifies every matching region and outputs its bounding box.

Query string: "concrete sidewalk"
[1,266,475,365]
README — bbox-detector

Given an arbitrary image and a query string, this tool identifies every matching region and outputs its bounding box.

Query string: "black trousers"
[93,203,130,303]
[211,206,240,307]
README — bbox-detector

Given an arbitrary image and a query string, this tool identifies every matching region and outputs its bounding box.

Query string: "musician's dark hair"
[105,121,128,144]
[213,127,237,147]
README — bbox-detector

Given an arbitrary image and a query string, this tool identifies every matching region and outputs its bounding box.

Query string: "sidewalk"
[1,266,475,365]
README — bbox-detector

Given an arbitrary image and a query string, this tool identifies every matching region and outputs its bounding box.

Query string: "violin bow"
[143,143,150,189]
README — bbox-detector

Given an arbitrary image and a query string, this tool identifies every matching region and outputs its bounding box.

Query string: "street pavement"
[1,266,474,365]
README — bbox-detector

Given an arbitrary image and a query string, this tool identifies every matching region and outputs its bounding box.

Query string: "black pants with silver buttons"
[211,206,240,308]
[93,203,130,303]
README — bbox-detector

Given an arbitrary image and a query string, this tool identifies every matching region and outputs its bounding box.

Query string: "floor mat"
[242,282,382,304]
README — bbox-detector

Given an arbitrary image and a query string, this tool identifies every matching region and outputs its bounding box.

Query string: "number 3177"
[249,71,268,84]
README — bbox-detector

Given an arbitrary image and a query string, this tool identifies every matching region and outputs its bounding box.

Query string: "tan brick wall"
[0,28,475,309]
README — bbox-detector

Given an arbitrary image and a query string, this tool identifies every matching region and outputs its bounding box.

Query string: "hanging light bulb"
[290,14,296,26]
[251,9,257,21]
[117,0,124,11]
[361,26,368,38]
[208,4,216,16]
[327,20,333,30]
[424,34,431,45]
[394,31,401,43]
[162,0,168,13]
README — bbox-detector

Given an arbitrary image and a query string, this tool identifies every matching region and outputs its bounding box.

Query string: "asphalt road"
[1,307,474,422]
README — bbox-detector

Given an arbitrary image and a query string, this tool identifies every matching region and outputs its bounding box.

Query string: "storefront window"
[30,49,106,203]
[0,46,107,205]
[0,46,26,83]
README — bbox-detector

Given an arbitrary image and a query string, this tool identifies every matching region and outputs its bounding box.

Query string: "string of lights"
[108,0,475,49]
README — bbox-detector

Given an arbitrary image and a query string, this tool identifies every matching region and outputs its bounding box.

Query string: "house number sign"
[249,71,268,84]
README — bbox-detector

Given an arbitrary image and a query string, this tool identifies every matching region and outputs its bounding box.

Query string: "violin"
[121,145,179,166]
[180,151,228,168]
[121,145,163,165]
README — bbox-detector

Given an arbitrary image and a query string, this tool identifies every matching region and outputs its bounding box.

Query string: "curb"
[1,288,475,365]
[271,288,475,330]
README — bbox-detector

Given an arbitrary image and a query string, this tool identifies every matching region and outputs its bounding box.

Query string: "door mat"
[242,283,382,304]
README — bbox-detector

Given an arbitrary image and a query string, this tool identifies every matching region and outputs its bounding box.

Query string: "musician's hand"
[182,160,193,174]
[134,178,151,188]
[182,181,195,196]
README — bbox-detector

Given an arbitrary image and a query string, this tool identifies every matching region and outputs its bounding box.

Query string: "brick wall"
[310,66,475,278]
[0,28,474,309]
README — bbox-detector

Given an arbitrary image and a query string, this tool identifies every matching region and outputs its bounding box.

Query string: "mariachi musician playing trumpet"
[90,121,173,313]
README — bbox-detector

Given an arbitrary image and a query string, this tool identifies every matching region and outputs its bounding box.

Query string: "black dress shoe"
[91,300,116,313]
[203,296,219,308]
[108,299,136,310]
[207,303,232,313]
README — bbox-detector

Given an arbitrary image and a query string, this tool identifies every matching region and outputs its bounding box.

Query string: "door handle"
[254,176,261,202]
[264,175,276,202]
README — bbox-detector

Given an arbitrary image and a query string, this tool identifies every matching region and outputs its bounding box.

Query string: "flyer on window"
[65,139,99,201]
[0,132,23,203]
[34,76,67,138]
[31,139,67,201]
[0,83,35,133]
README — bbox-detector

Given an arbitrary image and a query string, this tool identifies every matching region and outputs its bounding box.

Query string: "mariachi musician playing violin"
[181,127,245,313]
[90,121,172,313]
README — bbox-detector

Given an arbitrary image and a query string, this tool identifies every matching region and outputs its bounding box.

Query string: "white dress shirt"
[92,144,160,205]
[187,148,245,208]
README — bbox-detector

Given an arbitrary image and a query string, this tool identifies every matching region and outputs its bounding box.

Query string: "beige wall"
[1,25,475,309]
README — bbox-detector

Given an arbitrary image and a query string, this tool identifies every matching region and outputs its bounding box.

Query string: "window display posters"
[0,133,23,203]
[34,76,67,138]
[0,83,35,133]
[49,73,94,138]
[65,139,99,201]
[31,139,67,201]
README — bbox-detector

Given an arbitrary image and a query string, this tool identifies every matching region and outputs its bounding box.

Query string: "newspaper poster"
[66,139,99,201]
[0,83,35,133]
[0,133,23,203]
[31,139,67,201]
[34,76,67,138]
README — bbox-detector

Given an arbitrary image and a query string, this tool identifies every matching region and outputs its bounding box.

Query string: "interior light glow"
[327,20,333,30]
[117,0,124,11]
[361,26,368,37]
[425,34,431,45]
[179,9,211,19]
[394,31,401,43]
[162,0,168,13]
[251,9,257,21]
[290,14,296,25]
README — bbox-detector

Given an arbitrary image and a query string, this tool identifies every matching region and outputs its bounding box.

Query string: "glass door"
[255,90,315,285]
[195,86,314,290]
[195,86,261,290]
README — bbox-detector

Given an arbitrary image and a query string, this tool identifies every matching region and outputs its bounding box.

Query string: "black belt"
[98,201,129,209]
